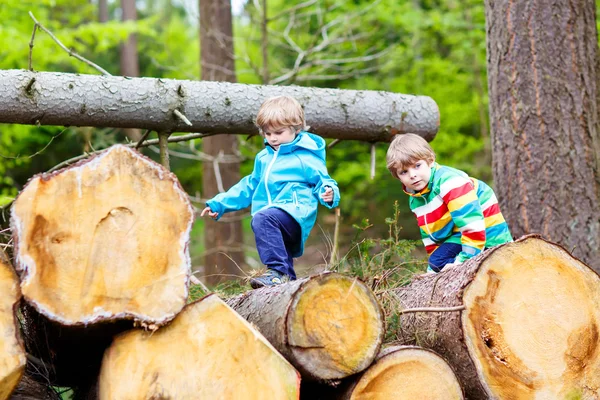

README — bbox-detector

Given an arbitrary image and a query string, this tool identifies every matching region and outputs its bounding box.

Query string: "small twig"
[158,132,171,169]
[327,139,342,149]
[399,305,466,315]
[28,23,38,71]
[134,129,152,150]
[329,207,341,266]
[370,143,376,180]
[47,132,219,173]
[28,11,111,76]
[173,109,193,126]
[213,152,225,193]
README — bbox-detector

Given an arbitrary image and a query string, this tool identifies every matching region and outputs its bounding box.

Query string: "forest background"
[2,0,594,284]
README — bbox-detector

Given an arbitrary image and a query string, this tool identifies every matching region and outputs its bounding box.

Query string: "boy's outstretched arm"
[441,176,486,262]
[302,154,340,208]
[203,156,262,220]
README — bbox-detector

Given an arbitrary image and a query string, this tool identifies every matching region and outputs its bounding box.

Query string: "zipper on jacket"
[293,191,299,208]
[264,150,279,205]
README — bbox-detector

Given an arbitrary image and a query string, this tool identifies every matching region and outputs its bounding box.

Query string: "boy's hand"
[200,206,218,219]
[321,186,334,203]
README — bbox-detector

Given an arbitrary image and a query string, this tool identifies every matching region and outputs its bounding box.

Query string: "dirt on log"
[227,272,385,382]
[392,235,600,399]
[0,252,25,400]
[98,294,300,400]
[10,144,194,327]
[0,69,439,142]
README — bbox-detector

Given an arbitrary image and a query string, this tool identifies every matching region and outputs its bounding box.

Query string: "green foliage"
[332,201,426,341]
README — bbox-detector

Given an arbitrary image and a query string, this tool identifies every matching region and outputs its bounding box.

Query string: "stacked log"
[0,252,25,400]
[9,145,195,388]
[336,346,463,399]
[227,273,385,382]
[98,294,300,399]
[392,235,600,399]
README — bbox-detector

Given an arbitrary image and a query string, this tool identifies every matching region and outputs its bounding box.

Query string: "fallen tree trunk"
[319,346,463,400]
[0,69,439,142]
[392,235,600,399]
[0,252,25,400]
[98,294,300,399]
[227,272,385,382]
[10,145,194,388]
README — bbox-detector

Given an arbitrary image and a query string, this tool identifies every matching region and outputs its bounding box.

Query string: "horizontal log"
[0,69,440,142]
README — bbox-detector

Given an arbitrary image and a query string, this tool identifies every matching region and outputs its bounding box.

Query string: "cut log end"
[287,274,384,380]
[99,294,300,400]
[463,236,600,398]
[348,346,463,400]
[11,145,194,326]
[0,255,25,399]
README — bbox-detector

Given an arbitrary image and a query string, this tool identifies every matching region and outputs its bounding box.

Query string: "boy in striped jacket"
[386,133,512,272]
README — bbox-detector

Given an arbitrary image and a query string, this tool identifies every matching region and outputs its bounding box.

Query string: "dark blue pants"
[251,208,301,279]
[429,242,463,272]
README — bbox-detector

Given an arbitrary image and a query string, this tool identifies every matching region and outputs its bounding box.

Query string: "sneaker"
[250,269,290,289]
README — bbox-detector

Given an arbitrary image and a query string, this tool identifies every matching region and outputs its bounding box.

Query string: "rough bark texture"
[0,252,25,400]
[98,294,300,400]
[227,273,385,381]
[9,374,61,400]
[10,145,194,326]
[0,70,440,142]
[486,0,600,271]
[393,235,600,399]
[199,0,243,284]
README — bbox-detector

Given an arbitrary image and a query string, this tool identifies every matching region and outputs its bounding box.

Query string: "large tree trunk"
[9,145,194,388]
[98,294,300,399]
[392,235,600,399]
[199,0,243,284]
[227,273,385,381]
[98,0,109,22]
[0,70,439,142]
[119,0,142,141]
[486,0,600,271]
[334,346,463,400]
[0,252,25,400]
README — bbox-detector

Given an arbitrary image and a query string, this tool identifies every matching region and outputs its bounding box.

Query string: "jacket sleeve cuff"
[205,200,224,221]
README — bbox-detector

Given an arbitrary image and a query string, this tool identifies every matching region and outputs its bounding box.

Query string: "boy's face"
[263,125,296,150]
[396,159,434,192]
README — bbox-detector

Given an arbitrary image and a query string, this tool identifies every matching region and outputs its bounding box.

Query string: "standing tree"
[199,0,244,284]
[120,0,142,141]
[486,0,600,271]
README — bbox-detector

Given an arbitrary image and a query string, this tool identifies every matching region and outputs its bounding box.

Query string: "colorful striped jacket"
[405,163,512,263]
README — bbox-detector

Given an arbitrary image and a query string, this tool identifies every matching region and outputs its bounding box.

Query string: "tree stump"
[98,294,300,400]
[10,144,194,326]
[227,272,385,382]
[0,253,25,400]
[337,346,463,400]
[392,235,600,399]
[10,144,194,388]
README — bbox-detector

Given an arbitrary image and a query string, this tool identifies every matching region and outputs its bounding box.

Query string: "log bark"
[98,294,300,399]
[0,252,25,400]
[392,235,600,399]
[0,69,440,142]
[10,144,194,326]
[227,272,385,381]
[335,346,463,400]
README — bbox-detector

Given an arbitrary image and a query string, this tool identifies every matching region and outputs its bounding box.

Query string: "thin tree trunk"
[120,0,141,141]
[486,0,600,271]
[0,70,440,141]
[98,0,109,22]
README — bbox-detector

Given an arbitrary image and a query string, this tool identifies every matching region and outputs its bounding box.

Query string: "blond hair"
[386,133,436,179]
[255,96,306,134]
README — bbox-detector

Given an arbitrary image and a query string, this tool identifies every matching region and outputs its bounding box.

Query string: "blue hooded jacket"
[206,131,340,257]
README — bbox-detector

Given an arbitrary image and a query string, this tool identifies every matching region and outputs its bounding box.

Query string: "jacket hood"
[264,131,326,160]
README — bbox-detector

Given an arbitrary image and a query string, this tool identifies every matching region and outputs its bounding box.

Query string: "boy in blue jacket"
[200,96,340,288]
